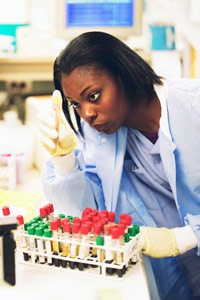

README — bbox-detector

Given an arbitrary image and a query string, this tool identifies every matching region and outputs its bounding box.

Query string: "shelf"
[0,56,55,81]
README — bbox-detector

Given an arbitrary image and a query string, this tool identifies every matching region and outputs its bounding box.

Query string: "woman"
[39,31,200,299]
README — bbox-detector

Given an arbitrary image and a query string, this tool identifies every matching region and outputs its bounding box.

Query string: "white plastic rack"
[16,231,141,279]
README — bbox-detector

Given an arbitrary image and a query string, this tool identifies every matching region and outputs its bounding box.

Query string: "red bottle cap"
[54,217,61,228]
[40,207,47,217]
[120,213,127,221]
[16,215,24,225]
[93,216,100,224]
[119,219,127,227]
[101,209,108,217]
[108,211,115,222]
[50,219,59,231]
[100,218,108,226]
[81,223,89,235]
[82,207,92,216]
[2,206,10,216]
[81,216,91,223]
[62,218,71,224]
[91,209,99,216]
[47,203,54,213]
[104,224,112,235]
[93,223,102,235]
[118,223,125,235]
[44,204,51,215]
[111,227,120,239]
[73,218,81,224]
[125,215,132,226]
[63,221,71,233]
[99,212,107,219]
[85,221,92,232]
[72,222,80,234]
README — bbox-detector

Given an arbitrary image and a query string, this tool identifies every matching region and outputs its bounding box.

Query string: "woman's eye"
[69,101,80,109]
[89,92,100,102]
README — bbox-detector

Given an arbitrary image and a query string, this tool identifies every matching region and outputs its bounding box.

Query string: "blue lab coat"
[42,77,200,299]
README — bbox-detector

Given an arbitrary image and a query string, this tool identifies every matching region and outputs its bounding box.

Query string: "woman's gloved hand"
[140,225,198,258]
[38,90,77,157]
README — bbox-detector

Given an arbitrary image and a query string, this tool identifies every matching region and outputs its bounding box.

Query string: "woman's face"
[61,67,131,134]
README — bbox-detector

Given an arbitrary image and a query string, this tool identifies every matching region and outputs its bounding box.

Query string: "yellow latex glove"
[38,90,77,157]
[140,227,180,258]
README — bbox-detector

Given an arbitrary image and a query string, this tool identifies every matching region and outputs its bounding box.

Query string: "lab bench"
[0,169,150,299]
[0,257,150,300]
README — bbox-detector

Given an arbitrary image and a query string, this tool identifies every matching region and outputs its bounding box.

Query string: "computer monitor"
[54,0,143,41]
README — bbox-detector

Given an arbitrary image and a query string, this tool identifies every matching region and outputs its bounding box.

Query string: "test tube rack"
[16,230,141,279]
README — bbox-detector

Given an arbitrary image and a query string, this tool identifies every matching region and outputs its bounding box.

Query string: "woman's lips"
[93,124,106,132]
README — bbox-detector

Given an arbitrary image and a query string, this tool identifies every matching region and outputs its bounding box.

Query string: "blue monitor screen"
[65,0,134,27]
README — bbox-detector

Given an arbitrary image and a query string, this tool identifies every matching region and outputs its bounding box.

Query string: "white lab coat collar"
[155,81,178,207]
[155,80,172,141]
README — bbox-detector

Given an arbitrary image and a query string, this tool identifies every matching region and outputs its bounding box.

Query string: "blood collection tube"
[61,220,71,268]
[16,215,29,261]
[45,204,52,220]
[44,228,53,265]
[50,219,60,267]
[35,227,45,264]
[92,223,102,257]
[111,227,122,265]
[40,206,48,221]
[69,222,80,269]
[96,236,104,263]
[27,226,36,263]
[53,216,62,252]
[54,217,62,235]
[77,223,89,271]
[46,203,54,220]
[111,226,124,277]
[104,224,114,274]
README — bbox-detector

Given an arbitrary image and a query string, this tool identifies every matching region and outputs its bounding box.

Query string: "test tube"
[16,215,29,261]
[61,220,71,268]
[77,223,89,271]
[96,236,104,263]
[27,226,36,263]
[104,224,114,275]
[40,206,48,222]
[111,226,124,277]
[44,228,53,265]
[69,222,80,269]
[35,227,45,264]
[111,227,123,269]
[92,223,102,257]
[50,219,60,267]
[46,203,54,220]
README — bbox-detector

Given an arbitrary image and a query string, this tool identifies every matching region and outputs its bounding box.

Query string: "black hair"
[54,31,163,135]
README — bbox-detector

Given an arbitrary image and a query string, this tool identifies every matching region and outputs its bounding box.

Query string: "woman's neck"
[127,94,161,133]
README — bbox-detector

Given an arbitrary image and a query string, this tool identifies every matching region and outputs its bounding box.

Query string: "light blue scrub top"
[116,128,200,300]
[124,128,182,228]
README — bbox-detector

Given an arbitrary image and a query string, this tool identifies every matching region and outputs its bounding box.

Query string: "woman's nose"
[81,104,97,122]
